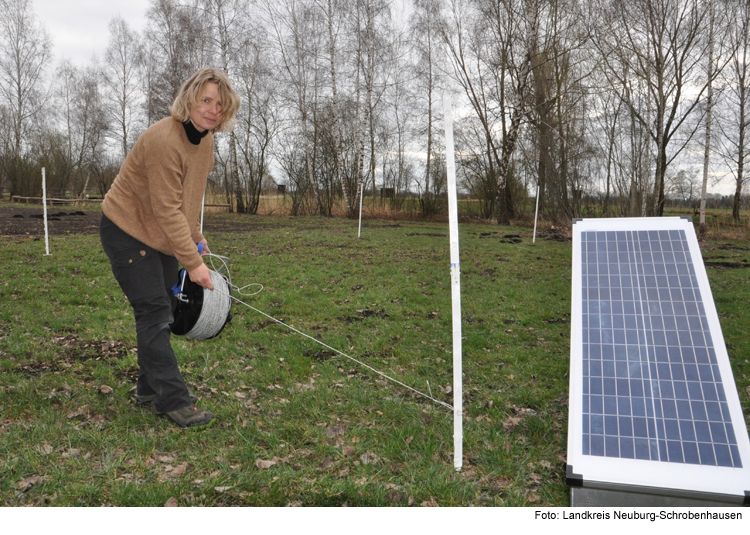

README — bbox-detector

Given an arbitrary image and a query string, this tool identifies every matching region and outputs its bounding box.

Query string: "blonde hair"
[170,68,241,132]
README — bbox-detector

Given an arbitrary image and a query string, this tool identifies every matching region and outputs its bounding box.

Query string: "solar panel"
[567,217,750,504]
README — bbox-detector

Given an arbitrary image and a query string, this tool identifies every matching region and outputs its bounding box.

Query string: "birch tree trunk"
[699,1,715,230]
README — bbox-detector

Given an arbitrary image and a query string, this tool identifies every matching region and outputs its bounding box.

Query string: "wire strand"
[200,252,453,411]
[225,291,454,411]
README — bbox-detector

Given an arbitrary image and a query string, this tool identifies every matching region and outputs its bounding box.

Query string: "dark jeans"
[99,214,192,413]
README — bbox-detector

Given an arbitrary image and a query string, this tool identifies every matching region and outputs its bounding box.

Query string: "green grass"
[0,216,748,507]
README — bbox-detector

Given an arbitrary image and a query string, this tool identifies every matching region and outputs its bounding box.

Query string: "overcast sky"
[34,0,152,65]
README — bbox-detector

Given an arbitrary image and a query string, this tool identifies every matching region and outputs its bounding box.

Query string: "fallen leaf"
[421,496,439,507]
[354,477,367,486]
[326,425,345,439]
[360,452,380,465]
[255,459,277,469]
[214,486,232,493]
[154,453,176,464]
[526,490,541,503]
[67,406,88,420]
[503,416,522,432]
[36,444,54,455]
[99,385,113,395]
[482,476,511,490]
[159,462,187,481]
[164,497,179,507]
[342,445,356,457]
[17,475,44,492]
[405,436,414,445]
[319,457,333,470]
[539,460,553,470]
[513,405,537,416]
[386,489,404,503]
[171,463,188,477]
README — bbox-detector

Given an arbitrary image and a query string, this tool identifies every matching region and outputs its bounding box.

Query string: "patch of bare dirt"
[0,206,101,237]
[0,204,293,237]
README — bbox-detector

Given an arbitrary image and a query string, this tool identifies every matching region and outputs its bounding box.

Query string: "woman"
[100,68,240,429]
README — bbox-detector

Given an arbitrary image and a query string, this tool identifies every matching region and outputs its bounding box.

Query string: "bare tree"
[264,0,324,215]
[593,0,718,216]
[55,63,110,197]
[410,0,443,215]
[716,0,750,223]
[698,0,716,230]
[145,0,210,121]
[0,0,52,158]
[203,0,248,212]
[443,0,541,224]
[315,0,352,212]
[227,12,278,214]
[103,17,143,158]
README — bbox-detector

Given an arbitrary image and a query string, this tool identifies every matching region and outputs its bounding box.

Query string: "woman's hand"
[188,263,214,290]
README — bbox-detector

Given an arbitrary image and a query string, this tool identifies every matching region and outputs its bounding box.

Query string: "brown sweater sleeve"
[145,141,204,271]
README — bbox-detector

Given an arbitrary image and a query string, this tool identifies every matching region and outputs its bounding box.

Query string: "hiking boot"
[135,393,197,412]
[162,405,215,429]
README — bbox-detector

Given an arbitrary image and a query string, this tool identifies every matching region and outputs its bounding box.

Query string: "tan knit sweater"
[102,118,214,271]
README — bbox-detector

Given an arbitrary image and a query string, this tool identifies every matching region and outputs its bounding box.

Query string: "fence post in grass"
[42,167,50,256]
[358,180,364,238]
[533,184,540,244]
[443,90,463,471]
[200,193,205,234]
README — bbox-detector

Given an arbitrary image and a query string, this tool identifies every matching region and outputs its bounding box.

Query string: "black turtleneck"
[182,121,209,145]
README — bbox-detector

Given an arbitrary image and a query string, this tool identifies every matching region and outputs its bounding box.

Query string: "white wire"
[200,251,453,411]
[186,270,232,339]
[204,252,263,297]
[225,290,454,411]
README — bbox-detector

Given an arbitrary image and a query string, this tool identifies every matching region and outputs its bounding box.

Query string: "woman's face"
[190,82,223,132]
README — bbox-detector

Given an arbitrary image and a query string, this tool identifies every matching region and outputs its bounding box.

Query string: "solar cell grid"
[579,228,742,468]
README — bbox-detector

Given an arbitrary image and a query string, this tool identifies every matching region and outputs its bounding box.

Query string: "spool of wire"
[171,269,232,340]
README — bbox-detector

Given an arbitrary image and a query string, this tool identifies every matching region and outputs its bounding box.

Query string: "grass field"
[0,213,748,507]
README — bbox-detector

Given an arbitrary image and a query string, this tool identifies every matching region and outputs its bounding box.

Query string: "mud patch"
[305,349,336,361]
[343,308,390,323]
[405,232,448,238]
[544,317,570,325]
[538,228,571,242]
[704,261,750,269]
[16,335,129,376]
[1,206,101,236]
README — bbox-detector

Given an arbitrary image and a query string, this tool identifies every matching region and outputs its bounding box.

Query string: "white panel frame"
[568,217,750,499]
